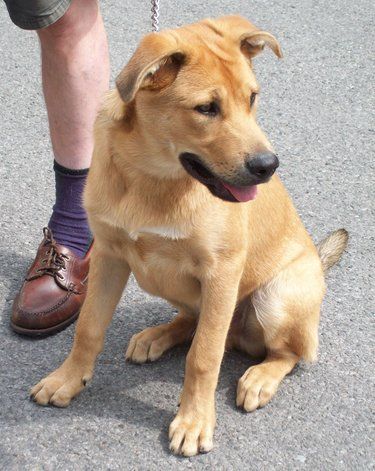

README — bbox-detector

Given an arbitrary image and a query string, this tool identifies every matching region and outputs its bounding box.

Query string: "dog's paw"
[30,366,91,407]
[169,410,215,456]
[236,364,280,412]
[125,325,174,363]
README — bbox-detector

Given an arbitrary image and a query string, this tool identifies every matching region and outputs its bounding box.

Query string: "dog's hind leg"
[125,309,196,363]
[227,298,266,359]
[236,252,325,412]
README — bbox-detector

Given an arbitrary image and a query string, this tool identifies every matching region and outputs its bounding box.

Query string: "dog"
[30,16,348,456]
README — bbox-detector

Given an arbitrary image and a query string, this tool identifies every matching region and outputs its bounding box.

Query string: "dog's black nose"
[246,152,279,182]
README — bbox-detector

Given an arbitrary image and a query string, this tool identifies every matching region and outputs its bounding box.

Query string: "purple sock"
[48,160,92,258]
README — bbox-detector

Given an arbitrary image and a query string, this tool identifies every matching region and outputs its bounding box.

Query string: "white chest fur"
[128,225,189,241]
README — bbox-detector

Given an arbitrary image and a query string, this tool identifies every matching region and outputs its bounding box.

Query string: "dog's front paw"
[30,364,91,407]
[169,408,215,457]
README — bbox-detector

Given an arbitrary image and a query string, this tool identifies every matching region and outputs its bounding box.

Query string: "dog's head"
[113,15,282,202]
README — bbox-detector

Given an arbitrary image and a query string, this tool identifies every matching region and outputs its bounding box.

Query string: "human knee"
[37,0,99,51]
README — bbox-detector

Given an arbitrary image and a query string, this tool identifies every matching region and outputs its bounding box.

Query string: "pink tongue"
[222,183,258,202]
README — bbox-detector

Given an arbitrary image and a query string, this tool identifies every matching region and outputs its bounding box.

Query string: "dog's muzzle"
[245,152,279,181]
[179,152,278,203]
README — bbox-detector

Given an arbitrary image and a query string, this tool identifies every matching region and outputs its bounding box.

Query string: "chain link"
[151,0,160,32]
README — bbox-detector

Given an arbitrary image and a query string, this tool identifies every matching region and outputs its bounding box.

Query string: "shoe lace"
[37,227,70,281]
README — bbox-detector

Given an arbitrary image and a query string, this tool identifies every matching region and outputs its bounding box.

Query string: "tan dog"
[30,16,348,456]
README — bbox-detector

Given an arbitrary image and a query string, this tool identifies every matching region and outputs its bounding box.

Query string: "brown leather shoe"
[11,228,91,337]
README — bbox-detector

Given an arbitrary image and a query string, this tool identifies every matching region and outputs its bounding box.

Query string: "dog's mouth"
[179,152,258,203]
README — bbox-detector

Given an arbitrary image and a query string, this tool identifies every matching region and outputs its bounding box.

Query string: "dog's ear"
[240,31,282,59]
[116,33,186,103]
[213,15,282,59]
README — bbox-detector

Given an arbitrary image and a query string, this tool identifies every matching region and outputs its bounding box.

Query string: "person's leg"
[38,0,109,256]
[9,0,110,336]
[38,0,109,170]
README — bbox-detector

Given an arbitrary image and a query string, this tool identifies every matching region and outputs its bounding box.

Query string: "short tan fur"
[30,16,348,457]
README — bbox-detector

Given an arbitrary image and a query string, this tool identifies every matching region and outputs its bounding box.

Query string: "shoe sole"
[10,310,80,338]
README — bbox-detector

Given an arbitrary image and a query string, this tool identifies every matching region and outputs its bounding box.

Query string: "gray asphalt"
[0,0,373,469]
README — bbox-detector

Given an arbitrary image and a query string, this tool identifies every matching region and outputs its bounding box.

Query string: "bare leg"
[12,1,110,336]
[37,0,109,169]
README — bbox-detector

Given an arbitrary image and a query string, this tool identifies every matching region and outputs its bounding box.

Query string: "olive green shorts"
[4,0,72,30]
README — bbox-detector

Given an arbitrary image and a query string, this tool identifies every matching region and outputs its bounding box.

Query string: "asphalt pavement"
[0,0,373,469]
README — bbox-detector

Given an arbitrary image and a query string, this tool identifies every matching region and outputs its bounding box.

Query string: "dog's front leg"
[169,267,242,457]
[30,245,130,407]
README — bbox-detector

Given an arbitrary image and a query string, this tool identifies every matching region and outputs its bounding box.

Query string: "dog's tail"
[317,228,349,272]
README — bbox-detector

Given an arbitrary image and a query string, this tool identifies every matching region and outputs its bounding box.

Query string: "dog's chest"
[125,234,201,310]
[128,225,188,241]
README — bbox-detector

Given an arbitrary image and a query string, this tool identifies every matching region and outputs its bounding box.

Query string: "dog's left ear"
[240,31,282,59]
[116,33,186,103]
[213,15,282,59]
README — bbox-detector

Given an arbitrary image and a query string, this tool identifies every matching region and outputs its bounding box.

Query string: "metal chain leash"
[151,0,160,32]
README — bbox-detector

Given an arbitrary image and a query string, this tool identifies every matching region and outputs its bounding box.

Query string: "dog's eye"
[250,92,257,108]
[195,102,220,117]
